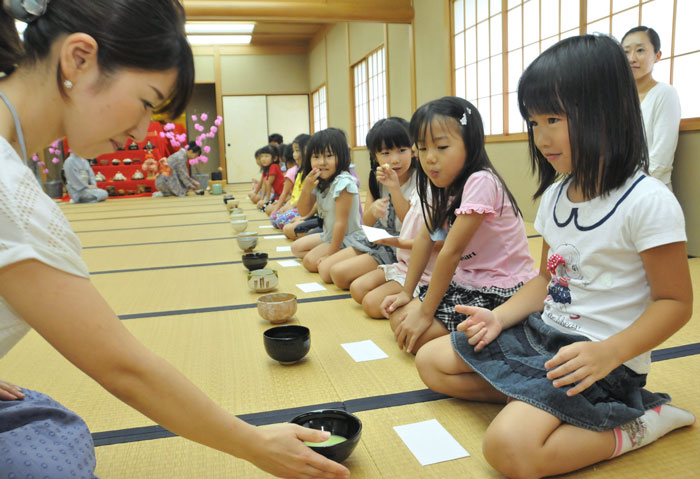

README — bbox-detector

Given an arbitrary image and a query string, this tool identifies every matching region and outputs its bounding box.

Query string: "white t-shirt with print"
[0,137,89,358]
[535,173,686,373]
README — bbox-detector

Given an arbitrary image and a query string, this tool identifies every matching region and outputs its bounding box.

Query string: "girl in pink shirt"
[381,96,536,354]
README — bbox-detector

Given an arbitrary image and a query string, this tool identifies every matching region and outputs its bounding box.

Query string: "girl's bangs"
[368,122,412,151]
[517,63,565,119]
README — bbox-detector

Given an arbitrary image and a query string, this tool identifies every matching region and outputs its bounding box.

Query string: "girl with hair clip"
[323,117,418,288]
[416,35,694,478]
[0,1,348,478]
[291,128,362,274]
[380,96,536,355]
[269,133,312,227]
[621,26,681,190]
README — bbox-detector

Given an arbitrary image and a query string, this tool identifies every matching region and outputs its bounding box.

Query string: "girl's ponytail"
[0,7,24,75]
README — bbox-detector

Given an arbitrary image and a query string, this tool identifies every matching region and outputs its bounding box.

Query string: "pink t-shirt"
[393,192,436,285]
[285,165,299,183]
[451,170,536,289]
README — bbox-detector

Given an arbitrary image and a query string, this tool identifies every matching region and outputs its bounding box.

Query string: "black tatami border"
[118,294,352,320]
[91,256,296,275]
[92,343,700,447]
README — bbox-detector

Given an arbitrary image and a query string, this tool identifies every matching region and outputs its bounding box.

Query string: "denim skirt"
[451,313,670,431]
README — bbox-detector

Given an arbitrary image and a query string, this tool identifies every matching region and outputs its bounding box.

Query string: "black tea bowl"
[242,252,268,271]
[263,325,310,365]
[290,409,362,463]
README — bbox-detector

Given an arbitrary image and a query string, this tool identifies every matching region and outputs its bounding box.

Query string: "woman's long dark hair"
[0,0,193,118]
[410,96,520,233]
[302,128,351,193]
[365,117,415,200]
[518,34,648,200]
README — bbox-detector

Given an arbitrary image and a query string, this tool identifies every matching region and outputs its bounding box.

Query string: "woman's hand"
[0,379,24,401]
[455,305,503,352]
[244,423,350,478]
[368,197,390,221]
[393,306,433,353]
[380,290,412,318]
[376,163,400,190]
[545,341,620,397]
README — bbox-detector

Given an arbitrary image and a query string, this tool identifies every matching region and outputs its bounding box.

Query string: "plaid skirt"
[418,282,523,331]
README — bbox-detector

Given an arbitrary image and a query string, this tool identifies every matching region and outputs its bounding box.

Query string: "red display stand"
[93,147,161,198]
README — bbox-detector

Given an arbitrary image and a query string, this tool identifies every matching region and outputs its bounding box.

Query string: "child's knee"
[329,264,350,289]
[361,292,383,319]
[483,423,538,479]
[302,254,318,272]
[318,261,333,283]
[349,279,365,304]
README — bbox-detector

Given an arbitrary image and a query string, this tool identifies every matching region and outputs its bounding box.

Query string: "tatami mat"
[1,184,696,478]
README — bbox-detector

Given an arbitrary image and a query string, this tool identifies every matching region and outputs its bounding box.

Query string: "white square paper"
[264,234,287,239]
[276,246,292,252]
[259,225,274,229]
[361,225,398,243]
[393,419,469,466]
[296,282,327,293]
[341,340,389,362]
[277,259,300,268]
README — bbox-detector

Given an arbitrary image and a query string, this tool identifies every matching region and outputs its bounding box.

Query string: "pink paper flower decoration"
[38,161,45,166]
[32,154,39,162]
[170,140,179,148]
[195,124,204,132]
[200,155,208,163]
[43,168,49,174]
[159,131,166,138]
[191,115,197,121]
[188,159,197,165]
[51,157,59,164]
[200,113,208,121]
[210,126,218,134]
[164,123,175,131]
[195,140,202,147]
[203,146,211,153]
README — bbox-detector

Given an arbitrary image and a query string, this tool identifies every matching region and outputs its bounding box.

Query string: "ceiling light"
[187,35,252,46]
[185,22,254,34]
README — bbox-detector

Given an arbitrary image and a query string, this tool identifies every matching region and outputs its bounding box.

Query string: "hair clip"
[460,107,472,126]
[4,0,50,23]
[460,112,468,126]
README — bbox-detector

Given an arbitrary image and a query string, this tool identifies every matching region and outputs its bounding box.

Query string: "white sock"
[611,404,695,458]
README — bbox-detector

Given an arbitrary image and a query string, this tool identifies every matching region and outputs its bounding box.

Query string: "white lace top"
[0,136,88,358]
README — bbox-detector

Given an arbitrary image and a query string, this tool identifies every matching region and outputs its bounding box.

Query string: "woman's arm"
[647,89,681,182]
[546,241,692,396]
[327,189,353,255]
[0,260,348,478]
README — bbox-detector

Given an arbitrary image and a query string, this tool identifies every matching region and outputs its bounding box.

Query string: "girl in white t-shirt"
[0,2,347,479]
[416,35,694,478]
